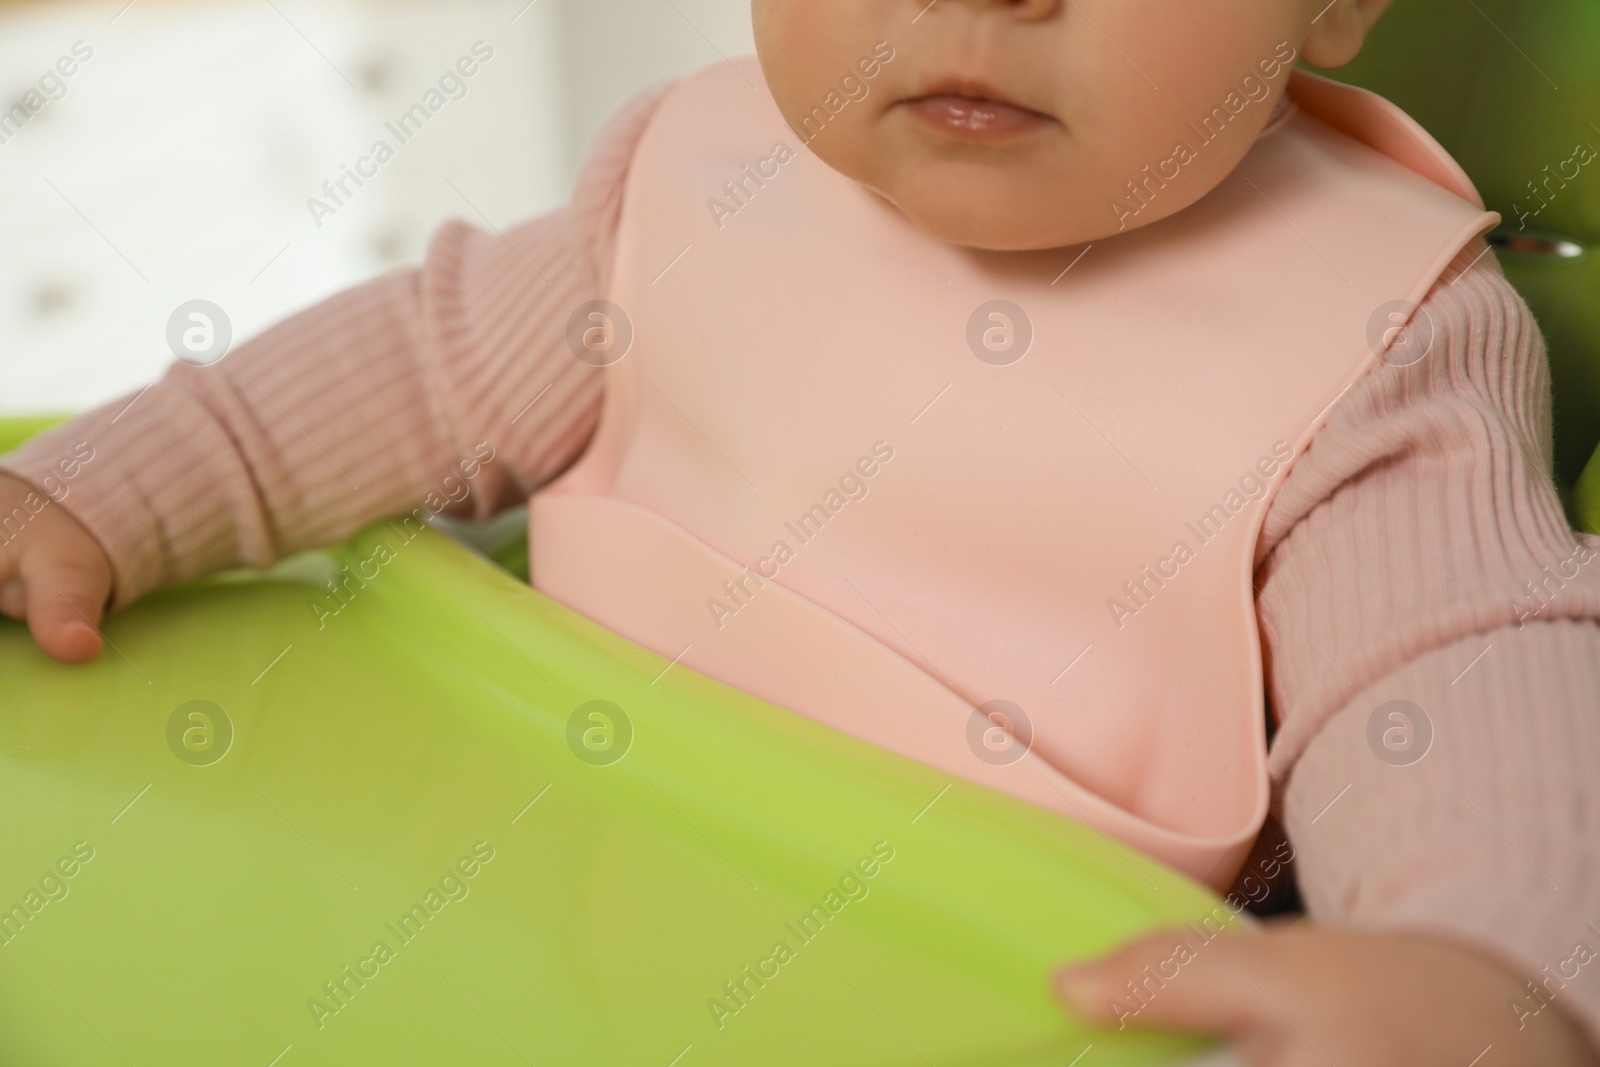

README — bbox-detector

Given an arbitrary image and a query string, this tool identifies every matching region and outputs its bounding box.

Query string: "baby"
[4,0,1600,1062]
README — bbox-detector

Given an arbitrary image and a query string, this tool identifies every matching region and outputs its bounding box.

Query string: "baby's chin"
[861,169,1109,253]
[862,157,1228,252]
[832,147,1132,251]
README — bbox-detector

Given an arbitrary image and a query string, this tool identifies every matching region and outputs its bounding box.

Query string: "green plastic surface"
[0,418,1230,1065]
[0,417,70,455]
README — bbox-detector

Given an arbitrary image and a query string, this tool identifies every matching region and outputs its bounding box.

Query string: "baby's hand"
[1055,923,1600,1066]
[0,473,110,663]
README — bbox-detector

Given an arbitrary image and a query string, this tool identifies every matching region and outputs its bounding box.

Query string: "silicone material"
[532,57,1496,890]
[0,445,1232,1064]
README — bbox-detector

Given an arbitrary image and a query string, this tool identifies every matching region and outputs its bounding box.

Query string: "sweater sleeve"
[1260,240,1600,1047]
[0,78,676,610]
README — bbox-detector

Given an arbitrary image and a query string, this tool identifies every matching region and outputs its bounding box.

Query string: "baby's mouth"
[899,81,1055,141]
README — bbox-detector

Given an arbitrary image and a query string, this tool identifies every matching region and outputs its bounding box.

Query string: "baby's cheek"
[752,0,892,121]
[1078,8,1296,222]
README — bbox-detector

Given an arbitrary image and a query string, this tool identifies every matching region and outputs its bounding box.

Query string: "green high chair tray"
[0,416,1233,1065]
[9,9,1600,1054]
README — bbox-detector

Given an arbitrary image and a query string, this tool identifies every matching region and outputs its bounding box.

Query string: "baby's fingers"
[0,578,24,618]
[1050,926,1591,1067]
[19,550,109,663]
[1054,926,1272,1039]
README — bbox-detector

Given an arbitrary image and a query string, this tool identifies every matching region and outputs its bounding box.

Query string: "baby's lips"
[900,93,1054,141]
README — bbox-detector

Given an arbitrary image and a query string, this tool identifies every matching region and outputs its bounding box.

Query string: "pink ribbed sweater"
[7,81,1600,1044]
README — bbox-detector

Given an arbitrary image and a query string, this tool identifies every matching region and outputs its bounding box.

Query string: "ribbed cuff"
[1284,619,1600,1051]
[0,384,253,609]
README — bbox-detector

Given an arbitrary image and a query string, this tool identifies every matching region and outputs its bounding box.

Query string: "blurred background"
[0,0,753,415]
